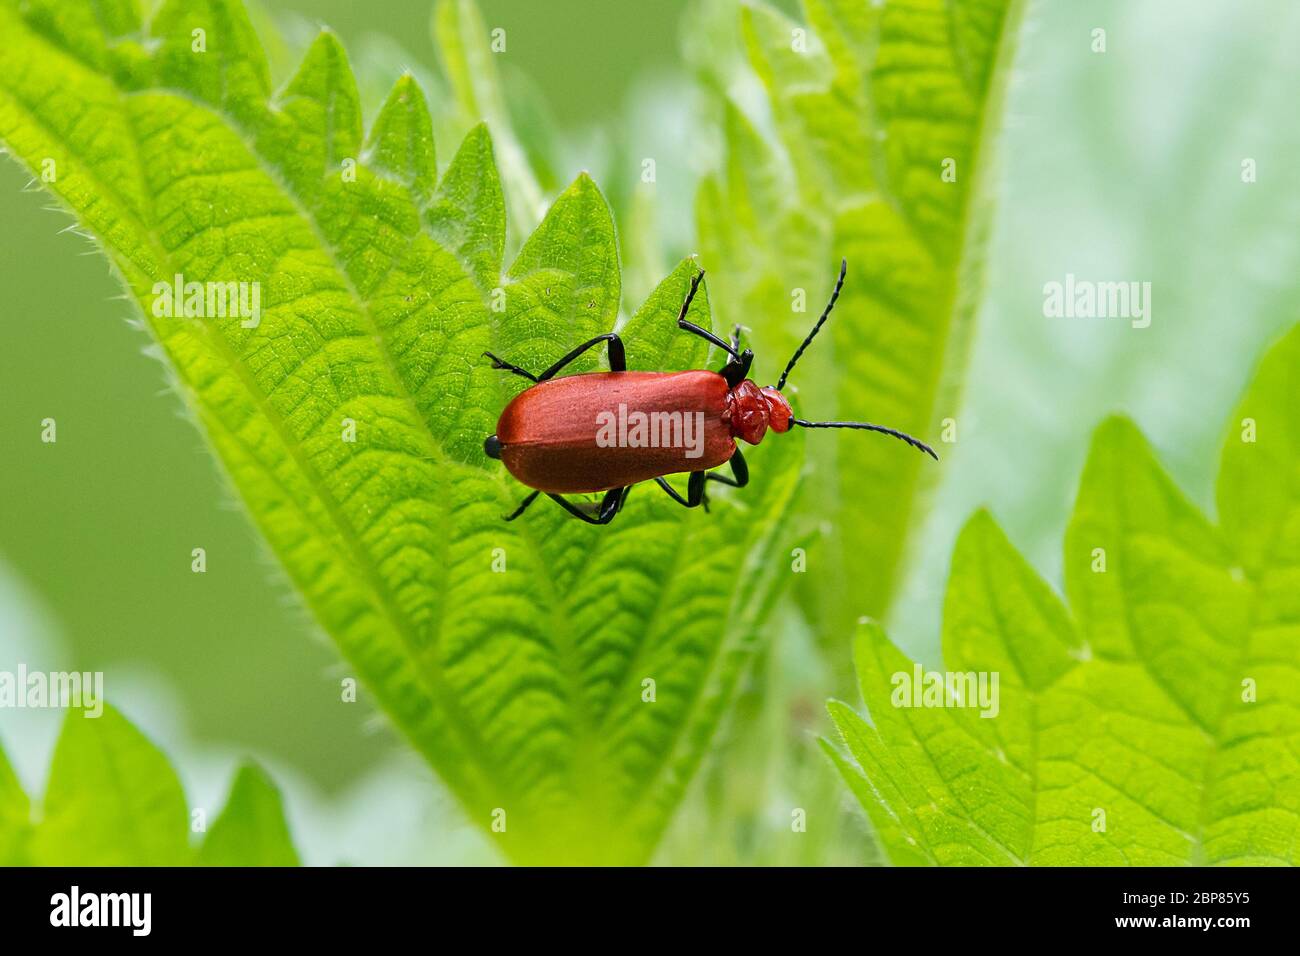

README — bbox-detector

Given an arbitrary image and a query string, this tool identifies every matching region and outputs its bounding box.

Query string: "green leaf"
[619,182,668,317]
[0,0,803,864]
[366,73,438,204]
[433,0,545,249]
[0,741,28,865]
[2,705,301,866]
[498,172,619,388]
[828,327,1300,864]
[425,121,506,294]
[198,762,301,866]
[1218,326,1300,578]
[620,258,713,374]
[152,0,270,125]
[697,0,1031,669]
[31,706,191,866]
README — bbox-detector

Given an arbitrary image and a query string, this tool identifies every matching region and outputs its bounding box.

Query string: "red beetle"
[483,261,937,524]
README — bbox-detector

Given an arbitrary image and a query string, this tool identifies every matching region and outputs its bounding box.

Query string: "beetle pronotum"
[482,260,937,524]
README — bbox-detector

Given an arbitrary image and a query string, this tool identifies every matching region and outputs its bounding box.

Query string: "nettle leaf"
[366,74,439,204]
[197,762,301,866]
[433,0,546,248]
[620,258,714,374]
[0,0,802,863]
[696,0,1030,660]
[425,121,506,294]
[32,706,191,866]
[826,327,1300,865]
[11,705,298,865]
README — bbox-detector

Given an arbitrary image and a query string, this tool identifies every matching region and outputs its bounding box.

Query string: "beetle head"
[761,387,793,433]
[724,381,793,444]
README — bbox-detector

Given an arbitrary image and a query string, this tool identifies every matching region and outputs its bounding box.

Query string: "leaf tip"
[391,71,420,96]
[302,26,349,68]
[1094,412,1143,443]
[961,505,1000,539]
[465,119,493,149]
[825,696,855,721]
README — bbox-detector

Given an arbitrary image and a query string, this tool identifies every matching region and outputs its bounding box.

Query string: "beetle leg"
[482,351,539,383]
[680,316,754,386]
[597,486,631,522]
[719,348,754,387]
[675,269,708,324]
[654,472,708,509]
[676,270,744,363]
[485,332,626,383]
[503,489,540,521]
[657,451,746,513]
[694,471,711,512]
[679,319,741,361]
[538,333,626,380]
[706,446,750,488]
[654,477,688,506]
[547,486,629,525]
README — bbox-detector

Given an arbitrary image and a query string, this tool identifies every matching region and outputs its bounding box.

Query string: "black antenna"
[791,418,939,460]
[777,258,847,390]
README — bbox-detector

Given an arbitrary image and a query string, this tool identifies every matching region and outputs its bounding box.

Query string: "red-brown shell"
[495,370,736,494]
[494,370,796,494]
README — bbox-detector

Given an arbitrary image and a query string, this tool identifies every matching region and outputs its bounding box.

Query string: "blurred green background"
[2,0,1297,864]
